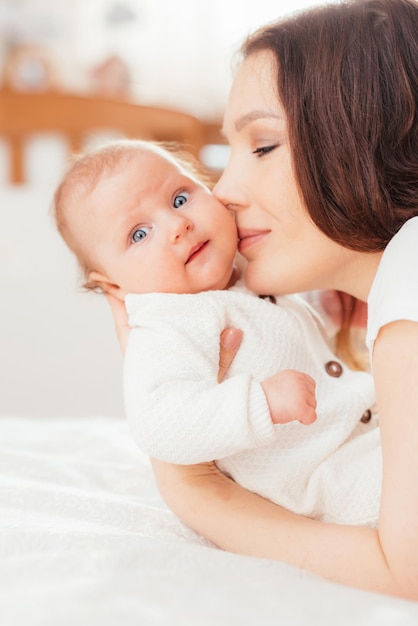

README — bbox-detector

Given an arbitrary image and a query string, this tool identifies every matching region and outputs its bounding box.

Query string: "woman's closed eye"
[173,191,190,208]
[252,144,279,157]
[131,226,152,244]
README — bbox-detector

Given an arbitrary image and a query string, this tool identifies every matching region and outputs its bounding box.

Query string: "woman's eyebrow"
[233,109,282,133]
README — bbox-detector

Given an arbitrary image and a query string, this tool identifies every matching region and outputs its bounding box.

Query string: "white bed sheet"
[1,414,418,626]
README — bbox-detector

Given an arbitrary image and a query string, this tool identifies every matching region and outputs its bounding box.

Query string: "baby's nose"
[170,214,193,241]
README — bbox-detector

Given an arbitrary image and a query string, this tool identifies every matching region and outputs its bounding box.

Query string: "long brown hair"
[242,0,418,251]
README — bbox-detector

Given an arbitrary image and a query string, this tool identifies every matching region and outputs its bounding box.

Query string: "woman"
[110,0,418,599]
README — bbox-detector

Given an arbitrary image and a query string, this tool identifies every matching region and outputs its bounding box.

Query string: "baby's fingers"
[299,406,318,425]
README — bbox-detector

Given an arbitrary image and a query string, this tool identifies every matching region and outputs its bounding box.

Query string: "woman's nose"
[213,167,248,212]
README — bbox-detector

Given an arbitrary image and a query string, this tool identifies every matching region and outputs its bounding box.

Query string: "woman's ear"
[88,271,125,301]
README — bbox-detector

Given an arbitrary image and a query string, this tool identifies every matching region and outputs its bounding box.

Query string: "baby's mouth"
[186,241,209,264]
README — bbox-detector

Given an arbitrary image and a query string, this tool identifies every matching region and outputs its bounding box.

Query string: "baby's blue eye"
[131,226,151,243]
[173,192,189,208]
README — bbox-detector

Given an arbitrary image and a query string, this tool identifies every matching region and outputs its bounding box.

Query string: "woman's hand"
[105,293,130,355]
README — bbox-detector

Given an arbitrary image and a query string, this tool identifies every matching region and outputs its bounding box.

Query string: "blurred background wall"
[0,0,324,118]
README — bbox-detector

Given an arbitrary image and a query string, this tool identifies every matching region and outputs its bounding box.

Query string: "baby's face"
[74,148,238,298]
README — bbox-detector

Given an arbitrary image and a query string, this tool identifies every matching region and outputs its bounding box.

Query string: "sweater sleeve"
[123,292,275,464]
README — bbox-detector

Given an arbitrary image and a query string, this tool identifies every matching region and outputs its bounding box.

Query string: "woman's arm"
[151,461,399,597]
[152,319,418,601]
[371,319,418,595]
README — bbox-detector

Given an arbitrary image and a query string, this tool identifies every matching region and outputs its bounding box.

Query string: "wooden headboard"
[0,90,211,184]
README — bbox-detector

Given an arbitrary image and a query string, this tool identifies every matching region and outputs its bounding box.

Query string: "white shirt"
[367,216,418,354]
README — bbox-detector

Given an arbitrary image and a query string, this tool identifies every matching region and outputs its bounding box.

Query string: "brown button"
[259,294,277,304]
[325,360,343,377]
[360,409,372,424]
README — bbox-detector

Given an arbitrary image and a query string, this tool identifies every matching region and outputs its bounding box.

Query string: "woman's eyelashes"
[252,144,279,157]
[130,226,152,244]
[253,143,279,158]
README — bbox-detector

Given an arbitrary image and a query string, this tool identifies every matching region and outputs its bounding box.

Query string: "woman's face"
[213,50,354,296]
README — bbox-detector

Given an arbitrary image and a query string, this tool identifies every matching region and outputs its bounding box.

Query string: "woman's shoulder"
[398,215,418,234]
[370,216,418,290]
[381,216,418,260]
[366,216,418,352]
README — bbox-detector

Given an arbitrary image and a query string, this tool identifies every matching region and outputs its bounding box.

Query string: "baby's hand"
[261,370,317,426]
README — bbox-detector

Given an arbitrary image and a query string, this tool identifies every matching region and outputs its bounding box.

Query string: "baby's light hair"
[53,139,214,290]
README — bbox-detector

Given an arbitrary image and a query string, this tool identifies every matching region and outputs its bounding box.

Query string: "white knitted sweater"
[124,284,380,526]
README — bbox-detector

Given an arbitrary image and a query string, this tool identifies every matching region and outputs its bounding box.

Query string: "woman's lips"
[186,240,209,264]
[238,230,270,253]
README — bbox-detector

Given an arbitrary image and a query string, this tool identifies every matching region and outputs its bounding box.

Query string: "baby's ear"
[88,271,125,301]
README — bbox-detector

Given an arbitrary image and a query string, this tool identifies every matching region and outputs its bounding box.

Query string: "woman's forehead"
[223,51,284,133]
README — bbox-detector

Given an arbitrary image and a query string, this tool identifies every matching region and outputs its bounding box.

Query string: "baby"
[54,139,380,526]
